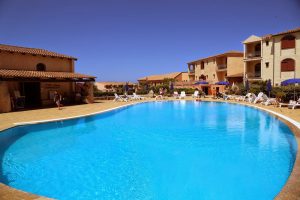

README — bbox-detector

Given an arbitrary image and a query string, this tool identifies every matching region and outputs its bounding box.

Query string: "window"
[266,41,269,46]
[281,58,295,72]
[36,63,46,71]
[213,74,215,79]
[265,62,269,68]
[201,62,204,69]
[281,35,296,49]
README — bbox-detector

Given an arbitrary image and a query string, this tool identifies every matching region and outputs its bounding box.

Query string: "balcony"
[216,64,227,71]
[245,51,261,61]
[246,72,262,80]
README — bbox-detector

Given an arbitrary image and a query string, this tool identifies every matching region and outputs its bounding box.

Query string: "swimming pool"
[0,101,297,200]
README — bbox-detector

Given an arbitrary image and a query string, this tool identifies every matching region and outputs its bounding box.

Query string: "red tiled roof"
[0,69,95,80]
[0,44,77,60]
[188,50,243,64]
[138,72,182,81]
[262,27,300,39]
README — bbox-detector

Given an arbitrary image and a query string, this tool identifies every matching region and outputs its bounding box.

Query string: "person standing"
[54,91,63,110]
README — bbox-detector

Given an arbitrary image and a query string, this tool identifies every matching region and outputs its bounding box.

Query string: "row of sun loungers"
[221,92,300,109]
[114,91,299,109]
[113,93,145,102]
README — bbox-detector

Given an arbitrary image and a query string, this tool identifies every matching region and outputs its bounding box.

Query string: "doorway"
[254,63,261,77]
[22,82,41,108]
[202,86,209,95]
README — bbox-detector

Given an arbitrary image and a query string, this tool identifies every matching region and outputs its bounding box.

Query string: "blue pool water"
[0,101,297,200]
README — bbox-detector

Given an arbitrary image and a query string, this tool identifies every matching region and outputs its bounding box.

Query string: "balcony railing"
[246,72,261,79]
[216,64,227,70]
[246,51,261,58]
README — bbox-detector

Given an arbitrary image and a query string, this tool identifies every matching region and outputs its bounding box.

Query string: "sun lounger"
[263,98,278,106]
[287,98,300,109]
[253,92,268,104]
[279,100,294,108]
[289,103,300,109]
[147,90,154,98]
[179,91,186,99]
[132,93,145,100]
[173,91,179,99]
[192,91,199,98]
[114,93,128,102]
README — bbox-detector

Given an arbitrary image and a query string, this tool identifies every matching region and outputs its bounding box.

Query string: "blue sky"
[0,0,299,82]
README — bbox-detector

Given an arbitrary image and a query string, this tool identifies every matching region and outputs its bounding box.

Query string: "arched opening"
[36,63,46,71]
[200,74,206,80]
[254,63,261,77]
[281,35,295,49]
[281,58,295,72]
[254,43,261,56]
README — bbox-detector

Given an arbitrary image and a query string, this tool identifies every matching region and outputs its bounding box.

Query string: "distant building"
[138,72,189,86]
[187,51,244,84]
[95,82,136,92]
[243,27,300,86]
[0,44,95,113]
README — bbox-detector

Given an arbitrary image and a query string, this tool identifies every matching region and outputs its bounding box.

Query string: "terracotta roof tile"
[138,72,182,81]
[188,50,243,64]
[0,69,95,80]
[262,27,300,39]
[0,44,77,60]
[96,82,136,85]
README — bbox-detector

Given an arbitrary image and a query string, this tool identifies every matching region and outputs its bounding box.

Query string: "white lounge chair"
[280,100,295,108]
[263,98,278,106]
[114,93,128,102]
[253,92,268,104]
[132,93,145,100]
[247,93,256,103]
[179,91,186,99]
[289,103,300,109]
[192,90,199,98]
[288,98,300,109]
[173,91,179,99]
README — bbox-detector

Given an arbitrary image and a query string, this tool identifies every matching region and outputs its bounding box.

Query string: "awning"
[0,69,96,82]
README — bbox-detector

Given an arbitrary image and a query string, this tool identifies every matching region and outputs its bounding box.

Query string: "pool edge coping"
[0,99,300,200]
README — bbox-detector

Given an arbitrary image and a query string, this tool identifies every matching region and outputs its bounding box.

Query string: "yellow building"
[187,51,244,84]
[138,72,189,86]
[243,27,300,86]
[0,44,95,113]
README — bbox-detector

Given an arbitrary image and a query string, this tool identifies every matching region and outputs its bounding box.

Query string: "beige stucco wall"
[227,57,244,76]
[191,55,243,83]
[203,59,218,83]
[181,72,189,82]
[194,63,201,81]
[251,31,300,86]
[0,52,74,72]
[272,32,300,86]
[0,81,11,112]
